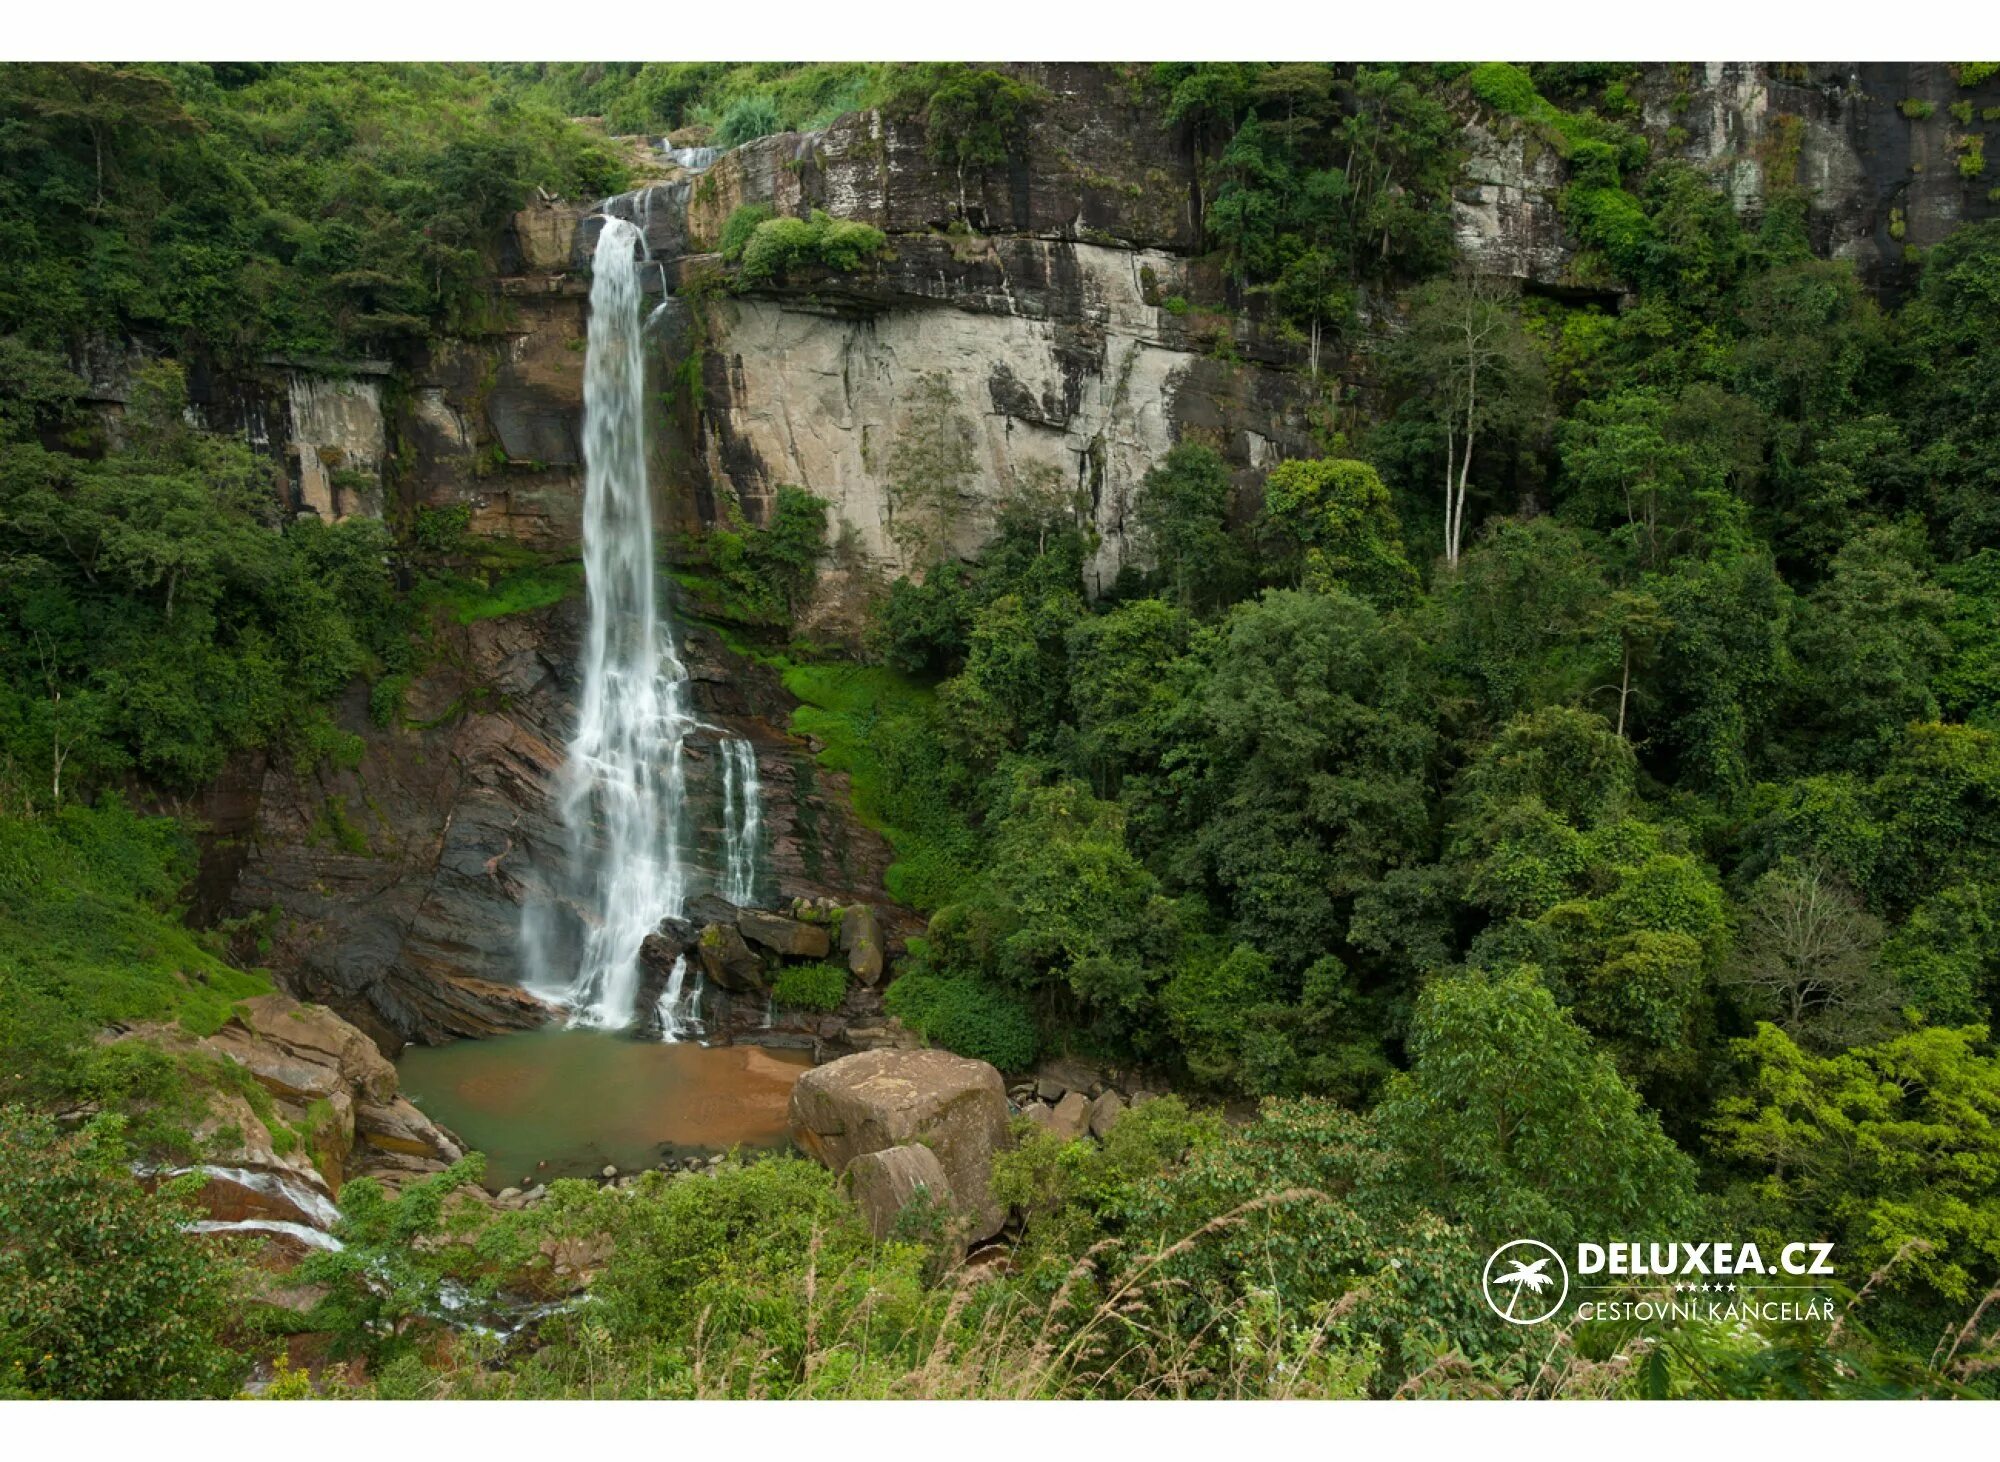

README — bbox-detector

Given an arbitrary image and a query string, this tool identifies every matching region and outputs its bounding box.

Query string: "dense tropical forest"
[3,60,2000,1400]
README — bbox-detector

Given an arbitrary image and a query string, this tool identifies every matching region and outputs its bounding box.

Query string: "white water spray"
[552,215,697,1030]
[720,738,763,906]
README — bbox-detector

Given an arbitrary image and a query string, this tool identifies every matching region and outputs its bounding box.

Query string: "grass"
[0,801,274,1157]
[0,803,270,1041]
[776,659,978,909]
[418,561,585,625]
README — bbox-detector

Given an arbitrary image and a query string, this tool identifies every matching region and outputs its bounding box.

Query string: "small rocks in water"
[498,1187,522,1201]
[601,1165,618,1179]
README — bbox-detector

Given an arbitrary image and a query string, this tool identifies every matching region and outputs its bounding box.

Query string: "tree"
[1375,968,1699,1249]
[0,1107,243,1398]
[1421,515,1619,733]
[1784,525,1952,776]
[1710,1022,2000,1305]
[1256,457,1417,604]
[1556,385,1760,571]
[1387,274,1547,569]
[1130,443,1247,613]
[1178,589,1435,970]
[1725,862,1901,1051]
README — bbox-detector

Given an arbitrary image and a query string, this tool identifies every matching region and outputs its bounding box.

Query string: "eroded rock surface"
[790,1048,1012,1242]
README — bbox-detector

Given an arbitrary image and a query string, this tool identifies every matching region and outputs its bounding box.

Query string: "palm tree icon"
[1492,1254,1555,1320]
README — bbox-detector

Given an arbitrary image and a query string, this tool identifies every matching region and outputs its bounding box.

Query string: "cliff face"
[557,61,2000,604]
[1456,62,2000,296]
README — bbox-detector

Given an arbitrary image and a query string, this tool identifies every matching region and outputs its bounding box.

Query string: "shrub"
[735,210,888,285]
[0,1107,244,1397]
[884,964,1038,1071]
[718,202,775,261]
[771,960,848,1011]
[714,94,782,149]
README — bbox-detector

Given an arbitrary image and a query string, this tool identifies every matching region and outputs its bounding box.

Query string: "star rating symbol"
[1672,1281,1740,1293]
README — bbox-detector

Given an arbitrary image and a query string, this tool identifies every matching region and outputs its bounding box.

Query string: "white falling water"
[655,952,705,1040]
[720,738,763,906]
[553,215,697,1030]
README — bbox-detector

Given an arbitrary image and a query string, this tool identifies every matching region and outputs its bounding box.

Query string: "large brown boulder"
[738,909,832,960]
[789,1048,1011,1242]
[846,1144,954,1242]
[208,994,398,1104]
[839,903,885,985]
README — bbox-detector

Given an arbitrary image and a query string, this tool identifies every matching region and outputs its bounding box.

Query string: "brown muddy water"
[398,1029,811,1191]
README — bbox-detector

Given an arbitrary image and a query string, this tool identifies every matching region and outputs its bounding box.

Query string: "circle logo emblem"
[1483,1239,1569,1325]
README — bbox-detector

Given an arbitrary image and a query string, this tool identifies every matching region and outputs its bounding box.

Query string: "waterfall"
[655,952,705,1040]
[720,738,763,906]
[547,214,697,1031]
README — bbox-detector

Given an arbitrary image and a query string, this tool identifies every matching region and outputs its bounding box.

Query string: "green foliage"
[714,93,781,148]
[0,1107,244,1397]
[1376,968,1701,1249]
[883,958,1038,1072]
[733,209,887,285]
[1173,588,1435,971]
[1257,457,1418,604]
[0,801,269,1140]
[677,485,829,630]
[1711,1022,2000,1305]
[777,661,979,909]
[1130,443,1249,613]
[0,358,409,797]
[0,64,627,358]
[882,65,1044,175]
[771,960,848,1011]
[299,1155,496,1363]
[717,202,775,261]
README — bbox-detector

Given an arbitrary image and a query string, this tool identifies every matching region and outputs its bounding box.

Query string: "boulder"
[839,903,886,985]
[738,909,832,960]
[790,1048,1011,1242]
[697,921,766,993]
[1048,1091,1091,1142]
[846,1144,954,1242]
[1034,1055,1107,1101]
[356,1096,464,1165]
[209,994,398,1104]
[1087,1090,1126,1140]
[1019,1100,1054,1130]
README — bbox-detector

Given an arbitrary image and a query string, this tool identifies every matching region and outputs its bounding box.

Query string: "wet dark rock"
[737,908,832,960]
[696,922,766,994]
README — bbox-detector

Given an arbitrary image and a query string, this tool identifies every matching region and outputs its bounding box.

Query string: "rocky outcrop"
[846,1144,954,1243]
[840,903,885,985]
[738,908,832,960]
[130,993,467,1248]
[1456,62,2000,299]
[790,1048,1012,1243]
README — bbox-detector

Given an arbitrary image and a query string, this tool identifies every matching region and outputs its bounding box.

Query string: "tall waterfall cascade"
[521,208,765,1040]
